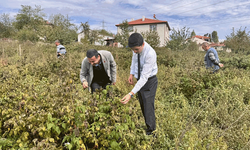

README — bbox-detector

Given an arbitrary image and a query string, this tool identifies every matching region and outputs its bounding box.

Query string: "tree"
[13,5,46,42]
[89,30,101,45]
[190,30,196,38]
[166,26,191,50]
[209,34,212,42]
[212,31,219,43]
[80,22,90,39]
[224,27,250,53]
[13,5,45,30]
[115,20,130,48]
[16,29,39,42]
[0,13,14,38]
[141,30,160,48]
[99,29,113,37]
[44,14,78,44]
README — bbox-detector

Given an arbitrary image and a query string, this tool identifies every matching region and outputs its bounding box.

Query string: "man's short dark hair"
[128,33,144,47]
[87,49,99,58]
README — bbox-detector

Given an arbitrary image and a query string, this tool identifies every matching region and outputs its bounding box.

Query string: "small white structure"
[188,35,231,52]
[116,16,171,47]
[189,35,210,45]
[78,32,85,43]
[78,31,114,46]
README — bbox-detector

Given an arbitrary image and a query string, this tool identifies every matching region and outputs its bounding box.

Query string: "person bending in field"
[80,49,116,93]
[55,40,67,58]
[202,42,223,73]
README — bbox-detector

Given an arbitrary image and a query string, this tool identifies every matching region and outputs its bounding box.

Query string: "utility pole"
[101,20,106,30]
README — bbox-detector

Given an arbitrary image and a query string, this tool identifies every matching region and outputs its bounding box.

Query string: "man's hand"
[219,63,224,68]
[112,82,116,85]
[128,74,134,85]
[82,81,88,89]
[120,94,131,104]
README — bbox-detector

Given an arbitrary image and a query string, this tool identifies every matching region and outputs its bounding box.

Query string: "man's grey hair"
[55,40,60,43]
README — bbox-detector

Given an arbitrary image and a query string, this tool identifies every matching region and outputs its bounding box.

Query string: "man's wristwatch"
[128,93,133,98]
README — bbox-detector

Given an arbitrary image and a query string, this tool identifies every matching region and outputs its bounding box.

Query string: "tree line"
[0,5,113,45]
[1,5,250,52]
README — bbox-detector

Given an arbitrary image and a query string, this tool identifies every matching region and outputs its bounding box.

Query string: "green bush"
[15,29,39,42]
[1,41,250,149]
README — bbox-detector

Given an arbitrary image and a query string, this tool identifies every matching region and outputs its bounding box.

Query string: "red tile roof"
[116,17,170,30]
[45,21,53,25]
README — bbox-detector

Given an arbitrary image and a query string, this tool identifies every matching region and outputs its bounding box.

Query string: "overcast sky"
[1,0,250,41]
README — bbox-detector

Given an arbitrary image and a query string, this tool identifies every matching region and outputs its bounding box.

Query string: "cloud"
[103,0,115,4]
[0,0,250,40]
[123,0,144,6]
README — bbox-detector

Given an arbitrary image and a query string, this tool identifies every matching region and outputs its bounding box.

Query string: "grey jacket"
[80,50,117,91]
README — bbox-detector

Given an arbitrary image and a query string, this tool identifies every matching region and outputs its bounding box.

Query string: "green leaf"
[47,123,54,130]
[68,143,73,150]
[110,140,120,150]
[62,123,66,129]
[47,113,53,122]
[55,126,61,135]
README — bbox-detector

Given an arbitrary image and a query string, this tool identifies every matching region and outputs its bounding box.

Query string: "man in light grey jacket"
[80,49,116,93]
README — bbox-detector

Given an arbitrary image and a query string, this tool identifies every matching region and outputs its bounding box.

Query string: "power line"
[175,0,230,15]
[154,0,205,15]
[167,0,185,6]
[168,0,205,12]
[186,1,250,18]
[170,0,250,29]
[101,20,106,30]
[186,8,250,27]
[187,17,250,27]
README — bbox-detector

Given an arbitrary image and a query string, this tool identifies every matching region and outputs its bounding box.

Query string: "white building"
[115,16,171,47]
[78,31,114,46]
[188,35,231,52]
[189,35,211,45]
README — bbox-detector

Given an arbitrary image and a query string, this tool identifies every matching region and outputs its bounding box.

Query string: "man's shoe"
[146,129,155,135]
[146,131,152,135]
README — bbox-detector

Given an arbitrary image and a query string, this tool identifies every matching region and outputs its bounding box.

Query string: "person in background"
[202,42,223,73]
[80,49,116,93]
[120,33,158,135]
[55,40,66,58]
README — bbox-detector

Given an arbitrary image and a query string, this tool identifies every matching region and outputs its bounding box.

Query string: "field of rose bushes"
[1,40,250,149]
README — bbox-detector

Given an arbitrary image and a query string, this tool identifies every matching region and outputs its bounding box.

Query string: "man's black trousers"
[91,81,110,93]
[138,75,158,132]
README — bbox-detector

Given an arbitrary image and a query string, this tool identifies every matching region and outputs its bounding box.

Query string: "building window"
[128,26,133,32]
[150,25,157,31]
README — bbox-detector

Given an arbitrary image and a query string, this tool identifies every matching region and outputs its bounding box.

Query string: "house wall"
[165,24,170,43]
[78,32,85,42]
[78,32,114,46]
[157,24,168,47]
[191,37,210,45]
[117,23,169,47]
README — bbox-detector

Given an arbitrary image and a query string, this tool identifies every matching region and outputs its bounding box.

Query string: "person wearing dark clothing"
[80,49,116,93]
[120,33,158,135]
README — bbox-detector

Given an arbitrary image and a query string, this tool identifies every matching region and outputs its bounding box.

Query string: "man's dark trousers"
[138,75,158,133]
[91,82,110,93]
